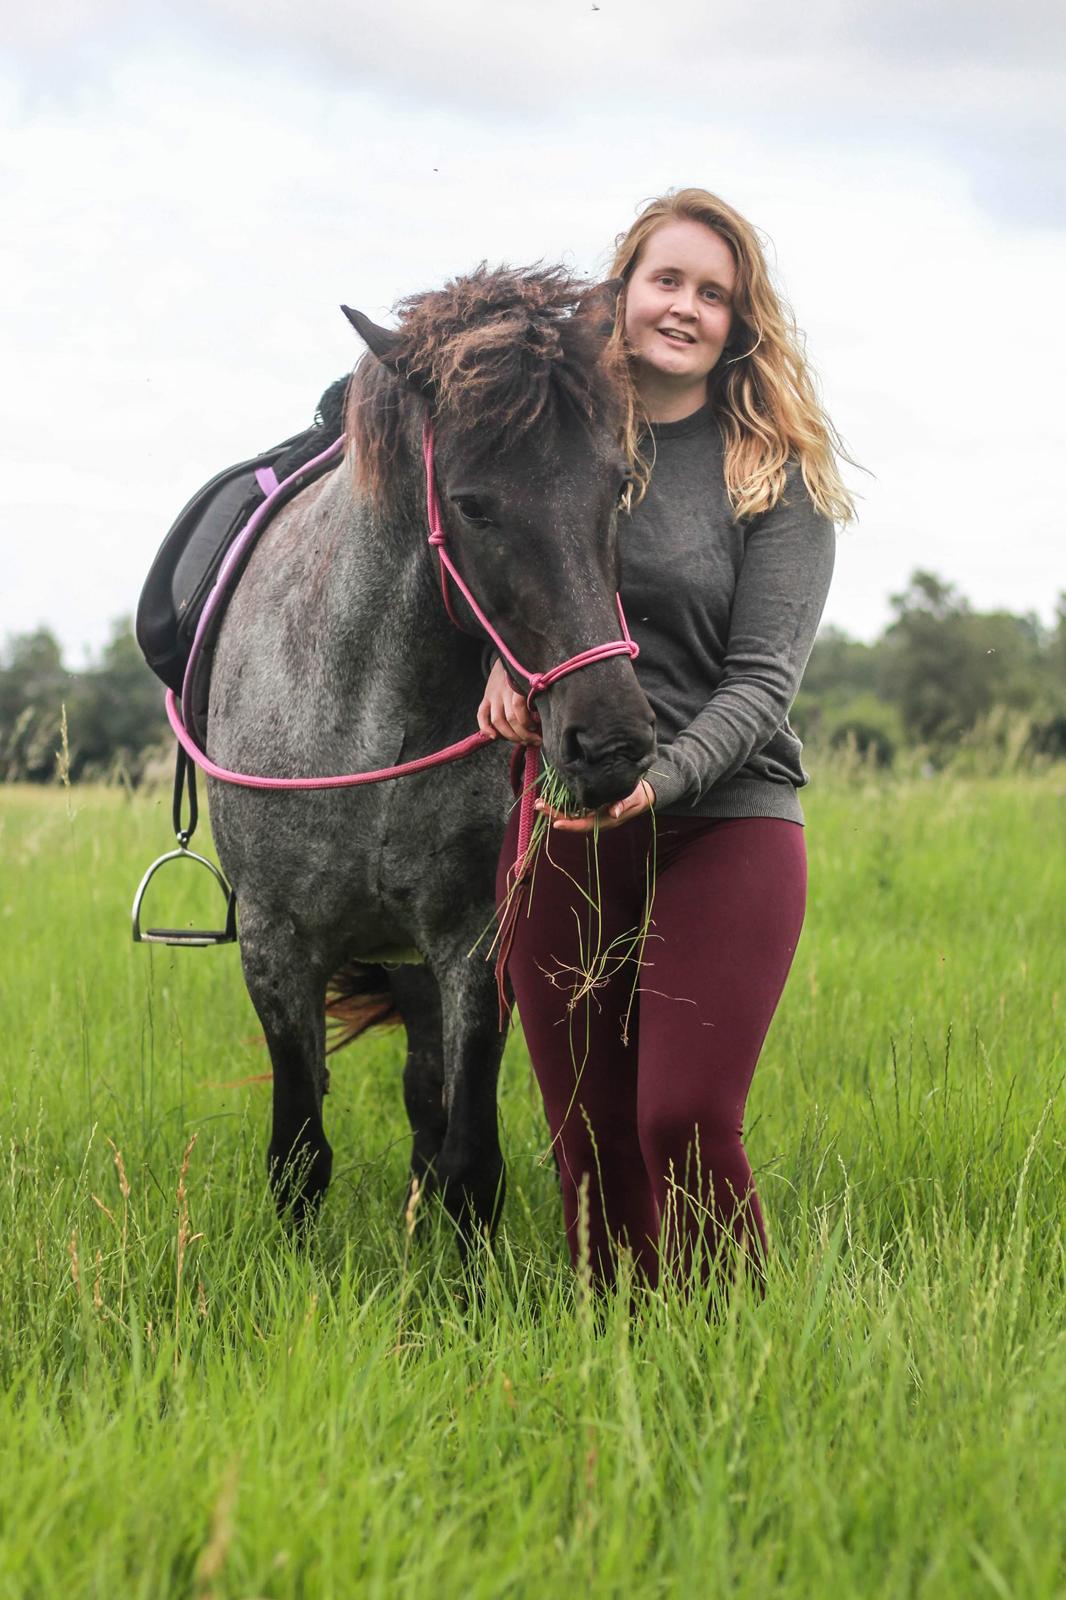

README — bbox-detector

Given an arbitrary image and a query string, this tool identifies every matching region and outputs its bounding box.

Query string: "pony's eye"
[451,495,494,528]
[617,477,635,514]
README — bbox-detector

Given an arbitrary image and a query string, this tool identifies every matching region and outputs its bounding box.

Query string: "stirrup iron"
[131,748,237,946]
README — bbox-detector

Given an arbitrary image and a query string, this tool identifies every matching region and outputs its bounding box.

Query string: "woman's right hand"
[477,657,542,745]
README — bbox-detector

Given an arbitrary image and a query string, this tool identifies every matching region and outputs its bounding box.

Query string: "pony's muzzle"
[558,719,657,810]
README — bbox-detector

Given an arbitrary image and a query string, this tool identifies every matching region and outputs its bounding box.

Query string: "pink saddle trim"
[182,435,346,731]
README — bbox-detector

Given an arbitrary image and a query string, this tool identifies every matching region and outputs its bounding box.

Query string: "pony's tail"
[325,960,403,1054]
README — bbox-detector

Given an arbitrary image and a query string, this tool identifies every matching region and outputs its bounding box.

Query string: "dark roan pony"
[206,264,656,1253]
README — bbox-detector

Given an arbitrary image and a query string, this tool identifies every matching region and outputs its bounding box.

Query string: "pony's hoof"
[438,1158,507,1256]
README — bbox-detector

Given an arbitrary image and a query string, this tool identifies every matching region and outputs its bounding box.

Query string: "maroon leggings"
[497,808,807,1293]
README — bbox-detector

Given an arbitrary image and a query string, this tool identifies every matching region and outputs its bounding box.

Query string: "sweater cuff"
[644,751,693,812]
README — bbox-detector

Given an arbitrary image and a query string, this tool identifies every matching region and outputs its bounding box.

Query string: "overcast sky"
[4,0,1064,664]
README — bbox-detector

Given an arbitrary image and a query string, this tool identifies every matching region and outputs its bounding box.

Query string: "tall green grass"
[0,771,1062,1598]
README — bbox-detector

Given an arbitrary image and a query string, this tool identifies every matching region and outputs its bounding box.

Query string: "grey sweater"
[621,403,836,822]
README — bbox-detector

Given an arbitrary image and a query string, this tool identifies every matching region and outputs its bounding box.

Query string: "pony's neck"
[323,450,486,711]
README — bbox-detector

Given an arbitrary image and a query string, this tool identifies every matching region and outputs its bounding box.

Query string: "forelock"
[346,263,625,502]
[395,264,621,445]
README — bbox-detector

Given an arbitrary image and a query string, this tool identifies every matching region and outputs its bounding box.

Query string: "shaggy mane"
[345,263,624,503]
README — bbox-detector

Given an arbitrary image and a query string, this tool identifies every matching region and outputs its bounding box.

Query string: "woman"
[478,188,856,1297]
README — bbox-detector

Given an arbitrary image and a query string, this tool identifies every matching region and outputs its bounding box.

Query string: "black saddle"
[135,376,349,694]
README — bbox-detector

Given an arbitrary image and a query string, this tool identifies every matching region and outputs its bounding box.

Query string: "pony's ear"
[341,305,433,397]
[575,278,624,340]
[341,306,402,364]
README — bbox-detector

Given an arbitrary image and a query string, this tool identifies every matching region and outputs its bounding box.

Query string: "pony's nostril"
[560,725,587,767]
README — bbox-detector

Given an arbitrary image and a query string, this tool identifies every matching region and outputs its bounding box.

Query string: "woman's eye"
[452,496,494,527]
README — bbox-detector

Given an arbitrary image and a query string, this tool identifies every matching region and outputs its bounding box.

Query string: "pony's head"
[342,264,656,810]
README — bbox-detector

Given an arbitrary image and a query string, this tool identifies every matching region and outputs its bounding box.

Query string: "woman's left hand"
[534,777,656,833]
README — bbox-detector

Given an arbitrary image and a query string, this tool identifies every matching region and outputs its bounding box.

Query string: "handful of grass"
[482,758,658,1051]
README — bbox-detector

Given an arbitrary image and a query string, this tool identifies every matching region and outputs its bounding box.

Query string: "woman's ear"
[723,312,759,358]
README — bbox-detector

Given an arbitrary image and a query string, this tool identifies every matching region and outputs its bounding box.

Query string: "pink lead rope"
[167,418,640,1019]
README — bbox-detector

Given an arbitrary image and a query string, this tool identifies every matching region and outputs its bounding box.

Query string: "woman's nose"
[670,290,698,318]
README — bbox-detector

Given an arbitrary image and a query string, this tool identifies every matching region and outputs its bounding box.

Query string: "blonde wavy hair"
[610,188,859,525]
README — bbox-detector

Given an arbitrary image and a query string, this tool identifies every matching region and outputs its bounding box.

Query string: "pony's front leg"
[430,954,507,1257]
[238,916,333,1224]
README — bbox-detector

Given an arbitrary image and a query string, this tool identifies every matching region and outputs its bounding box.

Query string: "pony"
[205,263,656,1252]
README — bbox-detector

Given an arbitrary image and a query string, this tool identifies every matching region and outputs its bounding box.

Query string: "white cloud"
[8,1,1065,214]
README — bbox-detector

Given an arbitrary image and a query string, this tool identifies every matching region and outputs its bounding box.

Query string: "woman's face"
[623,218,737,411]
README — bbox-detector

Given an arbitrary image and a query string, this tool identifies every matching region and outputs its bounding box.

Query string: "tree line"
[0,621,167,784]
[2,571,1064,783]
[795,571,1066,766]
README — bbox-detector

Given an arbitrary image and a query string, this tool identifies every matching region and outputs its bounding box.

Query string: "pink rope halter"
[419,423,640,986]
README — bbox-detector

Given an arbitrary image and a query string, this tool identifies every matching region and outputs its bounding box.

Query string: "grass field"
[0,771,1063,1599]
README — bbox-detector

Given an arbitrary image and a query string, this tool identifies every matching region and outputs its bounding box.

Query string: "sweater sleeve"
[647,471,836,811]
